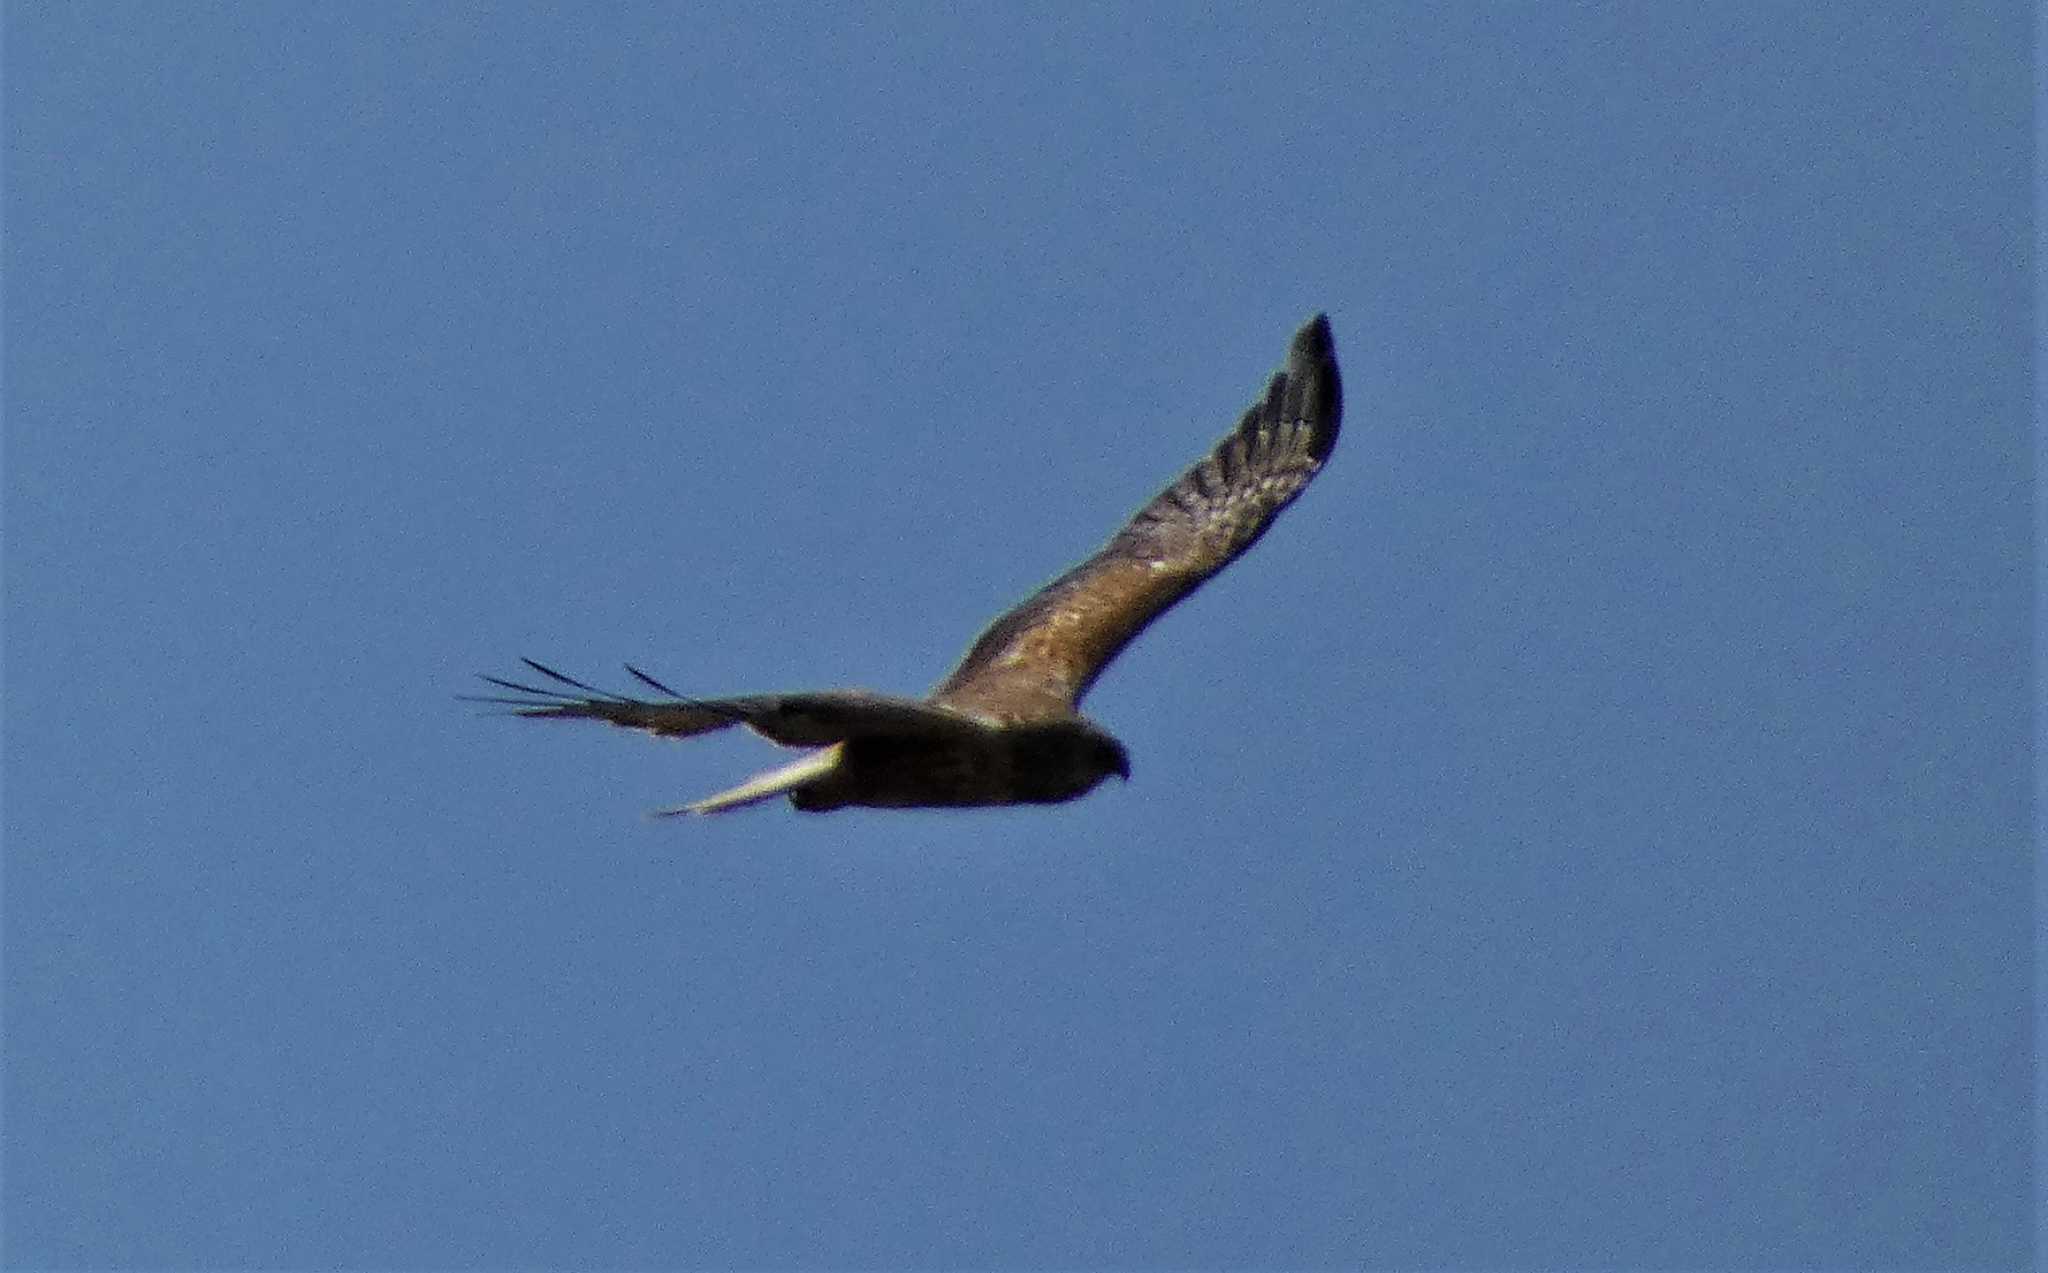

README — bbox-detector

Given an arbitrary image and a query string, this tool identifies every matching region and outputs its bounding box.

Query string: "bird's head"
[1070,720,1130,787]
[1010,718,1130,802]
[1098,734,1132,783]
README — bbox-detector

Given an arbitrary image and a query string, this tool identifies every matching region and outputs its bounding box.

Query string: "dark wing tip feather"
[1293,312,1334,357]
[624,663,684,697]
[1279,313,1341,463]
[1201,311,1343,517]
[469,674,566,699]
[519,657,629,701]
[463,660,752,736]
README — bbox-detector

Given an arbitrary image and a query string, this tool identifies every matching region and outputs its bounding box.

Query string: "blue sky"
[7,4,2031,1268]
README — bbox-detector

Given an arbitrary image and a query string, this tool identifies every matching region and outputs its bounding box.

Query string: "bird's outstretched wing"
[931,314,1342,722]
[467,659,983,747]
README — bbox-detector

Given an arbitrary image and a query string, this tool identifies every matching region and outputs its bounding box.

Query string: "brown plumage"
[470,315,1342,815]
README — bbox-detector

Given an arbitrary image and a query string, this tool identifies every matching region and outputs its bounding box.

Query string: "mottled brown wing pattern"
[467,659,984,747]
[932,314,1341,721]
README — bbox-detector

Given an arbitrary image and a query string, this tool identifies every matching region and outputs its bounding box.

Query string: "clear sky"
[6,4,2031,1268]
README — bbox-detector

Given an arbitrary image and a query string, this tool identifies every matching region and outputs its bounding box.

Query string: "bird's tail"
[653,743,845,817]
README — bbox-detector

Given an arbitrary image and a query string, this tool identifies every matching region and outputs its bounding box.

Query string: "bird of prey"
[473,314,1342,815]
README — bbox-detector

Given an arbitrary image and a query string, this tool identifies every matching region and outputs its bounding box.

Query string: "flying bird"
[473,314,1342,815]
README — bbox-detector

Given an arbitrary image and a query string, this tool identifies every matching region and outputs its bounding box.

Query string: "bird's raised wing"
[468,659,984,747]
[931,314,1341,723]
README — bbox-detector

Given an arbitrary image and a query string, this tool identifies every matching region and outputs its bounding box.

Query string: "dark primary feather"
[464,658,750,738]
[466,658,988,747]
[931,313,1341,721]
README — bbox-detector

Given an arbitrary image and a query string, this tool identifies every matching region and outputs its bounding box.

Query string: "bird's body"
[787,716,1128,813]
[472,315,1342,815]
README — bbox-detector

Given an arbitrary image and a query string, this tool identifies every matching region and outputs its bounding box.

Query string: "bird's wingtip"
[1293,312,1334,357]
